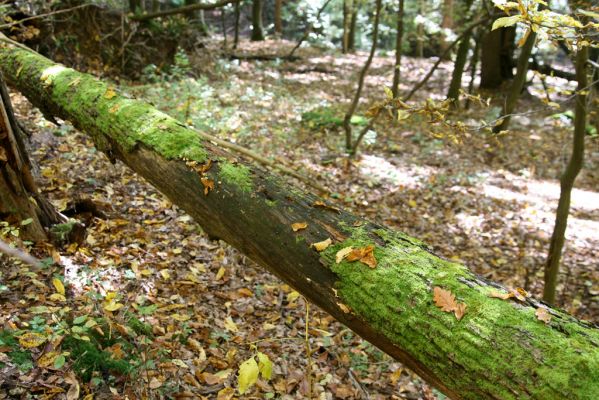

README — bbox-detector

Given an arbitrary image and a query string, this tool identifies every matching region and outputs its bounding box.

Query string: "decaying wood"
[1,43,598,400]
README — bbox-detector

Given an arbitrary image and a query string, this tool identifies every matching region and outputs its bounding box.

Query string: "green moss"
[126,313,153,337]
[218,162,253,192]
[321,228,599,399]
[49,220,77,241]
[63,336,133,381]
[0,48,207,163]
[265,199,278,207]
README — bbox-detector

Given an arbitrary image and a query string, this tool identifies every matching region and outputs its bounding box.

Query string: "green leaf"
[492,15,523,30]
[20,218,33,226]
[73,315,87,325]
[54,354,66,369]
[257,352,273,380]
[383,86,394,99]
[237,356,259,394]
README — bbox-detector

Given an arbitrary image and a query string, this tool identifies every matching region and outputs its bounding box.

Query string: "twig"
[287,0,334,59]
[304,298,313,399]
[404,16,490,102]
[192,128,329,194]
[348,368,370,400]
[0,32,35,52]
[0,3,91,30]
[0,239,44,269]
[130,0,238,22]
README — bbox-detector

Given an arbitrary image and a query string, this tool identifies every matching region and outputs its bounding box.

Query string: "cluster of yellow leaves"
[237,352,273,394]
[433,287,467,321]
[103,291,124,312]
[335,245,377,268]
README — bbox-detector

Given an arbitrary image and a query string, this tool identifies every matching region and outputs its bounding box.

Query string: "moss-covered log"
[1,43,598,400]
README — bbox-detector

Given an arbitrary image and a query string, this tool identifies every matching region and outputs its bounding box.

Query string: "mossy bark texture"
[1,45,598,400]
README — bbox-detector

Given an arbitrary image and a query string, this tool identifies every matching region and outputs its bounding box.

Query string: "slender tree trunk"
[274,0,283,37]
[251,0,264,41]
[391,0,405,100]
[221,7,228,48]
[543,45,589,305]
[233,0,241,49]
[129,0,142,13]
[493,30,537,132]
[446,0,475,107]
[439,0,454,59]
[348,9,357,52]
[343,0,382,154]
[0,72,62,241]
[2,44,599,400]
[416,0,425,58]
[464,28,481,109]
[342,0,353,53]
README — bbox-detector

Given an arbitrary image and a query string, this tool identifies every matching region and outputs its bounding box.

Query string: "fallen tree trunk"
[0,43,598,400]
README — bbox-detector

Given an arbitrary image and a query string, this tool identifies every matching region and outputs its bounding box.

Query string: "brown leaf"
[312,238,332,251]
[291,222,308,232]
[360,250,377,268]
[335,247,353,263]
[345,245,377,268]
[312,200,340,213]
[454,302,467,321]
[489,290,514,300]
[200,159,213,174]
[535,307,551,324]
[201,177,214,195]
[433,287,457,312]
[513,287,529,302]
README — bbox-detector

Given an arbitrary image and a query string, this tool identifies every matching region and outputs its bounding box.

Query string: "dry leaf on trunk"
[312,238,332,251]
[291,222,308,232]
[433,287,467,320]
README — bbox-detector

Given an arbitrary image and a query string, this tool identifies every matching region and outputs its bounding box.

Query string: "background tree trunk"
[0,72,62,241]
[342,0,353,53]
[233,0,241,48]
[439,0,454,59]
[543,45,589,305]
[493,30,537,132]
[391,0,405,100]
[251,0,265,41]
[274,0,283,37]
[348,8,357,52]
[415,0,425,58]
[2,43,599,400]
[480,25,515,89]
[446,0,475,106]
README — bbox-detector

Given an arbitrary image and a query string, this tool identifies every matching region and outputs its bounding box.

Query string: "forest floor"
[1,38,598,399]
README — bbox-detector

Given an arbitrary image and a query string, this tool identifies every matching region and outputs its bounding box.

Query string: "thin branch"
[0,3,91,30]
[191,127,329,194]
[404,16,489,102]
[287,0,334,59]
[0,239,44,269]
[130,0,238,22]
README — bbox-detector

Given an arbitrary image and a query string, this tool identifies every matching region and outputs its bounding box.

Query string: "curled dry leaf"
[345,245,377,268]
[201,177,214,195]
[433,287,467,321]
[312,238,332,251]
[291,222,308,232]
[535,307,552,324]
[489,290,514,300]
[312,200,340,213]
[336,247,353,263]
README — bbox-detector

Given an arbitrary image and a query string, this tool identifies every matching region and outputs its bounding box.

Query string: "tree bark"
[274,0,283,37]
[416,0,425,58]
[250,0,264,41]
[1,44,599,400]
[543,45,589,305]
[233,0,241,49]
[439,0,454,59]
[348,8,357,52]
[342,0,353,54]
[480,25,515,88]
[0,71,63,241]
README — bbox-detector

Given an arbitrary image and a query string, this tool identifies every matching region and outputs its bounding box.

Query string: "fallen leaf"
[217,387,235,400]
[224,316,238,332]
[103,302,124,312]
[489,290,514,300]
[335,247,353,263]
[238,356,259,394]
[433,287,457,312]
[149,377,162,389]
[215,266,226,281]
[19,332,46,348]
[312,200,340,212]
[201,177,214,195]
[104,87,117,99]
[535,307,552,323]
[52,278,65,296]
[454,302,467,321]
[513,287,529,302]
[257,352,273,380]
[346,245,377,268]
[337,302,351,313]
[37,351,59,368]
[65,372,80,400]
[312,238,332,251]
[291,222,308,232]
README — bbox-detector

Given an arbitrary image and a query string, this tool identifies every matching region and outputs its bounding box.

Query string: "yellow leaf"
[160,269,171,280]
[224,316,238,332]
[215,267,226,281]
[408,199,417,208]
[492,15,522,31]
[52,278,65,295]
[172,313,191,322]
[291,222,308,232]
[19,332,47,348]
[103,302,123,312]
[237,356,259,394]
[383,86,394,99]
[217,387,235,400]
[49,293,67,302]
[37,351,59,368]
[104,87,117,99]
[287,290,300,303]
[312,238,332,251]
[336,247,353,263]
[257,352,273,380]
